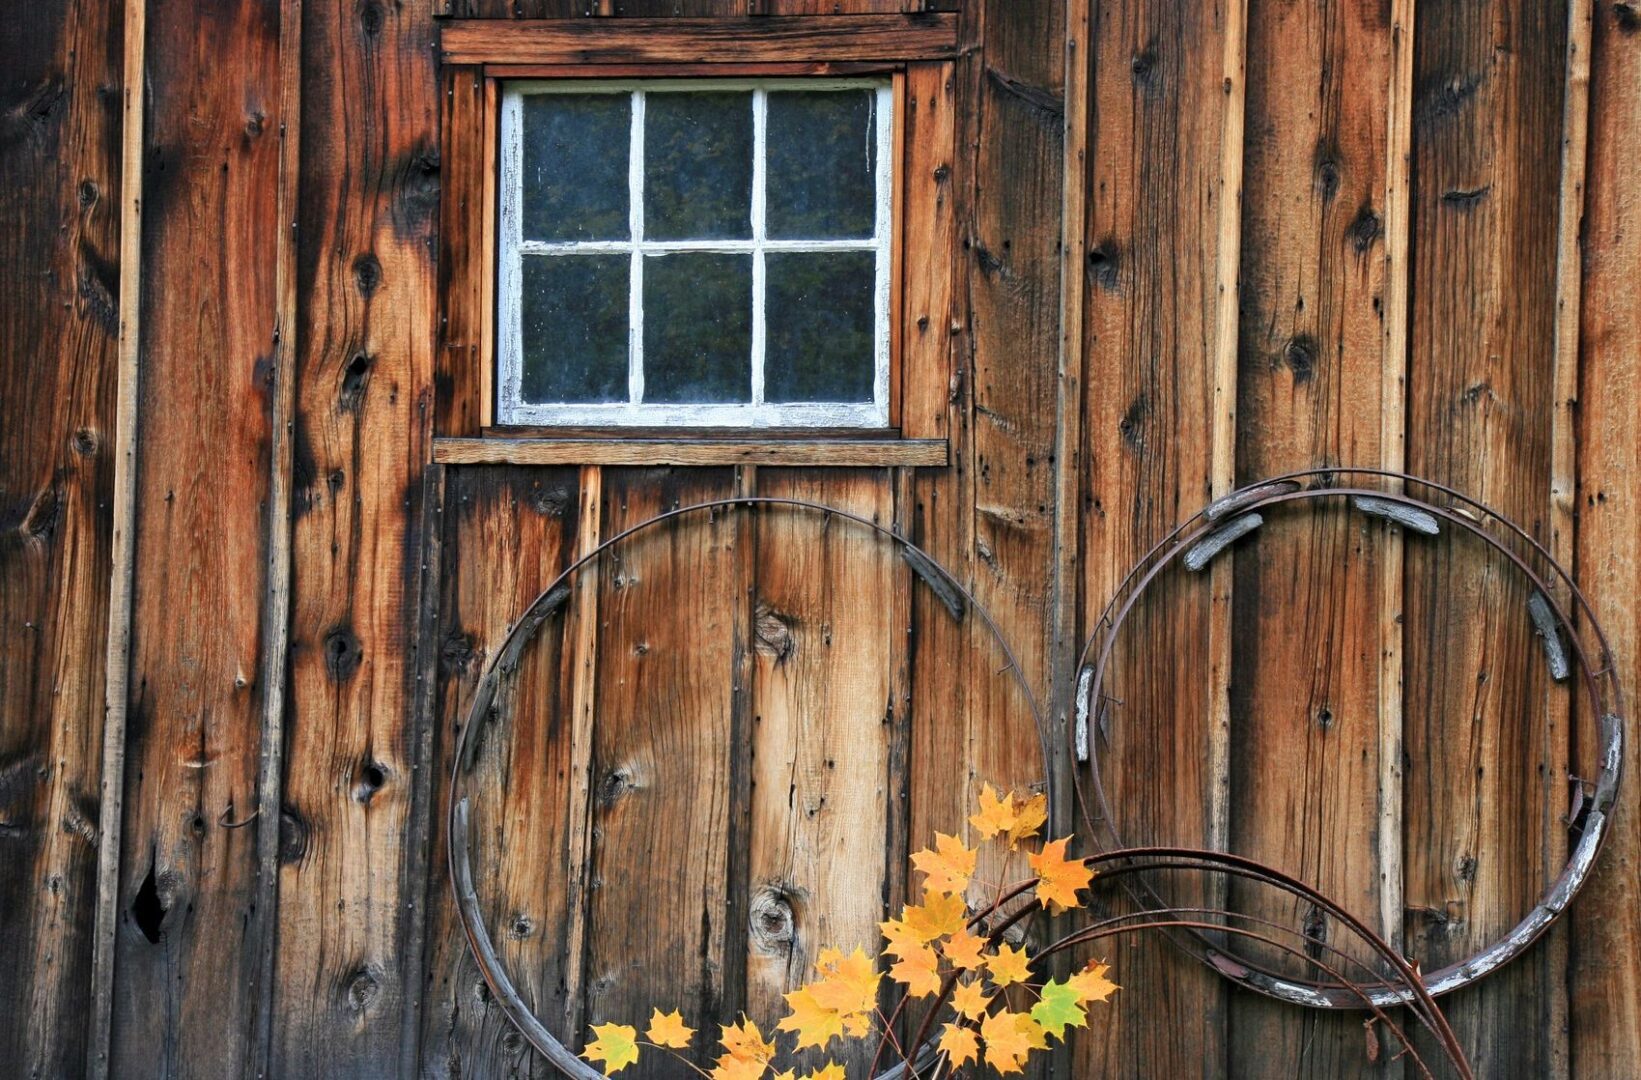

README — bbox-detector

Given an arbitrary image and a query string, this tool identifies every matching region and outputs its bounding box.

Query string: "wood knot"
[755,602,795,663]
[749,884,797,953]
[346,968,381,1011]
[323,624,363,682]
[278,805,310,865]
[1282,335,1318,383]
[1347,205,1382,253]
[353,759,388,804]
[339,352,374,412]
[351,253,382,298]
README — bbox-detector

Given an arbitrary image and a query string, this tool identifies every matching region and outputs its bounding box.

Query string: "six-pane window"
[497,79,894,428]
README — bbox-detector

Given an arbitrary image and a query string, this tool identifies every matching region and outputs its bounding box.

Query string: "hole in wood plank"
[131,858,166,944]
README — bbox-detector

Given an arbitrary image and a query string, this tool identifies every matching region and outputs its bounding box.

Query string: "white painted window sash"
[497,78,893,429]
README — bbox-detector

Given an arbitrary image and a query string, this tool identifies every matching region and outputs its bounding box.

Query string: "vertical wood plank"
[0,2,125,1076]
[108,0,285,1072]
[1074,1,1237,1074]
[1569,1,1641,1073]
[1403,0,1568,1073]
[269,0,440,1069]
[1225,0,1397,1073]
[436,65,489,438]
[743,469,897,1075]
[416,466,582,1079]
[580,467,739,1077]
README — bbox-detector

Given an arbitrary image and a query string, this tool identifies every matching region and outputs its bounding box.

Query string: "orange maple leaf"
[1066,958,1120,1004]
[941,926,987,970]
[777,948,879,1051]
[979,1009,1042,1074]
[1027,836,1094,911]
[939,1023,980,1069]
[911,832,978,895]
[645,1008,694,1049]
[888,942,943,998]
[968,784,1049,848]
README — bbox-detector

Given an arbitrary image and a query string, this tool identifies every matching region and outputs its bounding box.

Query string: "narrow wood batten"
[433,436,948,467]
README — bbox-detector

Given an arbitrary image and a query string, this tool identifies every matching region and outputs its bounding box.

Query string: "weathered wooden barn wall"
[1,0,1639,1078]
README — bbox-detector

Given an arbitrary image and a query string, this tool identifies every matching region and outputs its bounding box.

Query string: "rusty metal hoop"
[446,497,1050,1080]
[1072,468,1627,1009]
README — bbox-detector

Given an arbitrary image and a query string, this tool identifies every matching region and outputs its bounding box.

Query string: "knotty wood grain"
[741,470,897,1074]
[0,2,123,1076]
[1403,0,1569,1073]
[581,468,739,1076]
[106,0,285,1073]
[269,0,440,1071]
[1569,3,1641,1073]
[416,466,582,1078]
[1226,1,1399,1074]
[1073,2,1239,1074]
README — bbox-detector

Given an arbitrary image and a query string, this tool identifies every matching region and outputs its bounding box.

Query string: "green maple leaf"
[1029,979,1088,1041]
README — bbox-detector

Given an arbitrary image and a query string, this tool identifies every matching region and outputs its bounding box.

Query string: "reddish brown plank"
[415,465,583,1079]
[108,0,285,1073]
[1402,0,1569,1073]
[439,14,960,64]
[1073,1,1240,1074]
[1569,1,1641,1073]
[1226,0,1399,1074]
[0,2,124,1076]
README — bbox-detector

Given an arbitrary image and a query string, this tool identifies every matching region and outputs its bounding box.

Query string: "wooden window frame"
[433,16,957,467]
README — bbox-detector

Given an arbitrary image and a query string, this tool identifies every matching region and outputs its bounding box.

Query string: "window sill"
[432,435,947,467]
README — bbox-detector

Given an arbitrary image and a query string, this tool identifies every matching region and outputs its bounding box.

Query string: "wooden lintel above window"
[439,14,960,67]
[432,436,948,467]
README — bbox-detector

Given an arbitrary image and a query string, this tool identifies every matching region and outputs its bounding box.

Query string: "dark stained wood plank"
[268,0,441,1071]
[1226,1,1399,1074]
[0,2,124,1077]
[743,469,897,1075]
[415,465,582,1079]
[1073,1,1240,1074]
[439,14,960,64]
[433,437,949,467]
[1402,0,1569,1073]
[1569,1,1641,1073]
[580,467,739,1077]
[108,0,285,1074]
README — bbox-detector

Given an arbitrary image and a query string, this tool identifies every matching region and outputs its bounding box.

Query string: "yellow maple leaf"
[979,1009,1039,1074]
[645,1008,694,1049]
[911,832,978,895]
[1028,836,1094,911]
[584,1022,640,1076]
[985,943,1031,987]
[969,783,1016,841]
[950,978,992,1020]
[1008,792,1048,847]
[903,890,968,942]
[777,946,880,1050]
[712,1056,768,1080]
[880,913,923,959]
[888,942,943,997]
[1066,958,1120,1003]
[719,1016,776,1066]
[942,925,987,970]
[968,784,1049,848]
[939,1023,980,1069]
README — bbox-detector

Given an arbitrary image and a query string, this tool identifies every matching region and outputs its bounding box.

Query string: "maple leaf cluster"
[580,784,1118,1077]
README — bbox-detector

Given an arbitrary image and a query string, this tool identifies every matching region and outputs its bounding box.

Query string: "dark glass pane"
[520,93,630,242]
[644,92,753,240]
[519,254,629,404]
[766,90,879,239]
[764,251,876,403]
[643,253,751,404]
